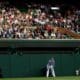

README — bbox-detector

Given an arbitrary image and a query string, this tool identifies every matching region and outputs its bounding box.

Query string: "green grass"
[0,76,80,80]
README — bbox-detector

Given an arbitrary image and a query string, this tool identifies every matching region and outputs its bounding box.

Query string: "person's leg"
[46,69,49,77]
[51,66,56,77]
[46,66,50,77]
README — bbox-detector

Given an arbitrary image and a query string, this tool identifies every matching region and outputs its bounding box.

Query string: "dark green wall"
[0,40,80,47]
[0,51,80,78]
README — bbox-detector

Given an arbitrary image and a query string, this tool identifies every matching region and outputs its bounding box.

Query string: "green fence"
[0,51,80,78]
[0,40,80,77]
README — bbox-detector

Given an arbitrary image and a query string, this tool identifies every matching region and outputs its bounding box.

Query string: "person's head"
[51,57,54,61]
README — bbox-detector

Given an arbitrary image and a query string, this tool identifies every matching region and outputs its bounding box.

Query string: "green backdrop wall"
[0,51,80,78]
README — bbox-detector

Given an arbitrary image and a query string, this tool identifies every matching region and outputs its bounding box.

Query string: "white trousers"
[46,65,56,77]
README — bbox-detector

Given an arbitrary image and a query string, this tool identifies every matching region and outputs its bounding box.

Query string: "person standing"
[46,57,56,78]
